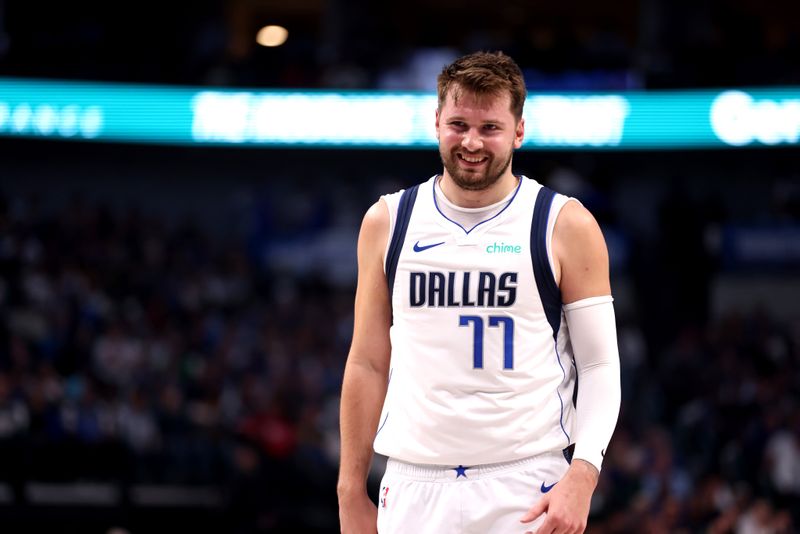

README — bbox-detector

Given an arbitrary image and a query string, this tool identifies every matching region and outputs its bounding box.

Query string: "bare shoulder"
[552,200,611,303]
[553,200,604,245]
[361,198,389,234]
[358,198,390,263]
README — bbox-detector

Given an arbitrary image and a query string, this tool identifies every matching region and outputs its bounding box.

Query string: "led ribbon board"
[0,78,798,149]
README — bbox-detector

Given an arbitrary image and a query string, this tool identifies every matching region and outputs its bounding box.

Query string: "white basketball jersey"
[373,175,576,466]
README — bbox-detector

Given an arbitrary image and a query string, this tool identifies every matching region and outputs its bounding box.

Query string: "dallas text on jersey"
[409,271,518,308]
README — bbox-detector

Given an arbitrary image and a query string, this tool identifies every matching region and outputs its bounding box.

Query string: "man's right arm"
[338,199,392,534]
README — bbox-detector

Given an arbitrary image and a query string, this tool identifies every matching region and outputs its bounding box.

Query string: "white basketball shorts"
[376,451,571,534]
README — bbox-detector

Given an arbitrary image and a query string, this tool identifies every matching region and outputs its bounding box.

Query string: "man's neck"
[438,171,519,209]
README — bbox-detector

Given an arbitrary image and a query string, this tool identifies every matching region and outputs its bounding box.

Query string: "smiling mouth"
[457,153,488,165]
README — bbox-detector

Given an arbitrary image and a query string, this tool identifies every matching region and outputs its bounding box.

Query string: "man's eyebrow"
[445,115,503,123]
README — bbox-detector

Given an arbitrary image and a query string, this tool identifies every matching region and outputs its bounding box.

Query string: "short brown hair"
[437,51,527,120]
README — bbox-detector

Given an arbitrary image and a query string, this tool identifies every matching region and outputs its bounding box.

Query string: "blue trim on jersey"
[375,412,390,437]
[386,185,420,313]
[530,186,562,339]
[375,368,393,438]
[554,340,572,444]
[432,175,523,235]
[571,358,579,407]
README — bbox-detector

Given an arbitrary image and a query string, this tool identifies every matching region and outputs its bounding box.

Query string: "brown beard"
[440,148,514,192]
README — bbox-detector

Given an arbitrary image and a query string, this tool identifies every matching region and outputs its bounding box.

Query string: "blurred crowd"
[594,314,800,533]
[0,174,796,532]
[0,192,347,528]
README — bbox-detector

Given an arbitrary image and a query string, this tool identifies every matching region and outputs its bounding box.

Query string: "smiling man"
[338,51,621,534]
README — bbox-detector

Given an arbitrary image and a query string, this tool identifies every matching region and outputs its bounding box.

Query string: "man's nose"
[461,130,483,151]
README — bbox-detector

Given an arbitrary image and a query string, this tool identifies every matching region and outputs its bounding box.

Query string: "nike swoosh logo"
[413,241,445,252]
[540,481,556,493]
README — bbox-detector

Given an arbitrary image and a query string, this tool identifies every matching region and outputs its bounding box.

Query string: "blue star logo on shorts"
[454,465,469,478]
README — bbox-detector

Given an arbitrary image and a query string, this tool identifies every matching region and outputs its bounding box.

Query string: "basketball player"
[338,51,621,534]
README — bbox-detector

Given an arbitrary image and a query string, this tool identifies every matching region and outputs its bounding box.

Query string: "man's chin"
[442,156,504,191]
[452,173,496,192]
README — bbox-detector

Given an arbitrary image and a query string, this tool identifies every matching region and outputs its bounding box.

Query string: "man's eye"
[484,124,498,131]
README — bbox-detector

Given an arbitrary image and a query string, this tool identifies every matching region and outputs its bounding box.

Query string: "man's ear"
[514,117,525,149]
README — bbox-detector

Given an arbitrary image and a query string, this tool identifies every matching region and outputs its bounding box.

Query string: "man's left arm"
[521,200,621,534]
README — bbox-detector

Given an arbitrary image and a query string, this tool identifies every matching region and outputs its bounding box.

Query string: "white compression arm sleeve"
[563,295,621,472]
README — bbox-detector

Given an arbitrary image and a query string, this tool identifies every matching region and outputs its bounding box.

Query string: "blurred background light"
[256,25,288,47]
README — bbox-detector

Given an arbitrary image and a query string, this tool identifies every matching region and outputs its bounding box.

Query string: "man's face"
[435,87,524,192]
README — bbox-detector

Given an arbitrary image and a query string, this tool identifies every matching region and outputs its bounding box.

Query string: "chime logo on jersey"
[409,271,518,308]
[380,486,389,508]
[485,241,522,254]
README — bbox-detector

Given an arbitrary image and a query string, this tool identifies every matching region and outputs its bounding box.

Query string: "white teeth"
[461,155,484,163]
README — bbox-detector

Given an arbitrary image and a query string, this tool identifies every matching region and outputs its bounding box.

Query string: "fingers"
[521,499,587,534]
[529,512,586,534]
[519,495,548,523]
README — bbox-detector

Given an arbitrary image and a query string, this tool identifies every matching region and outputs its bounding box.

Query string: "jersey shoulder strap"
[530,185,562,339]
[385,184,420,298]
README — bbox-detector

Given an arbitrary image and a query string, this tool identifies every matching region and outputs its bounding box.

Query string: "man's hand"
[519,459,598,534]
[338,488,378,534]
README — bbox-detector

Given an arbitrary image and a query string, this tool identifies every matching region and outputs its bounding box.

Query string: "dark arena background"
[1,1,799,532]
